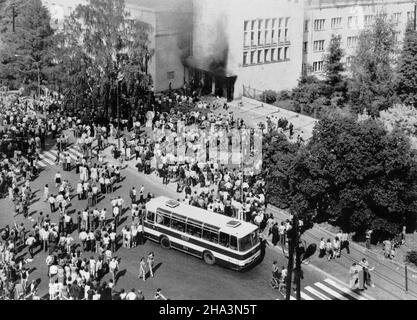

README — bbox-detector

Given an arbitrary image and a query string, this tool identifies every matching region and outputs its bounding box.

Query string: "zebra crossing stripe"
[70,147,83,157]
[315,282,349,300]
[67,148,83,159]
[301,292,314,300]
[304,286,331,300]
[64,150,78,160]
[324,279,370,300]
[39,154,55,165]
[36,161,46,167]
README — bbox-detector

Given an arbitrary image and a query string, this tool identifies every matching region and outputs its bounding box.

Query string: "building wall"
[154,11,192,92]
[192,0,305,99]
[304,0,415,75]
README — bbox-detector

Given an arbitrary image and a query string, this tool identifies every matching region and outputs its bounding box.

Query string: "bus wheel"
[160,236,171,249]
[203,251,215,265]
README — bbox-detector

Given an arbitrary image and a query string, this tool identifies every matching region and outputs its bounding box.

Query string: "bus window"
[146,211,155,224]
[219,232,230,248]
[239,231,258,251]
[171,217,186,233]
[202,228,218,244]
[185,220,202,238]
[230,236,238,250]
[156,213,171,228]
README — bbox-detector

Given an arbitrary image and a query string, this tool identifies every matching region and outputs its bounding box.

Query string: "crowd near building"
[42,0,416,101]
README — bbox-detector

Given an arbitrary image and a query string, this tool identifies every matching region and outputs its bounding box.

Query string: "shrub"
[278,90,292,101]
[262,90,278,104]
[406,251,417,266]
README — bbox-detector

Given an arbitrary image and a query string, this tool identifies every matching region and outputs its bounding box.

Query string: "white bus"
[141,196,261,270]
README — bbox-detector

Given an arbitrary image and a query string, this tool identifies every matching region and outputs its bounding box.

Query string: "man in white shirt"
[126,288,137,300]
[79,229,88,251]
[109,258,119,283]
[113,206,120,229]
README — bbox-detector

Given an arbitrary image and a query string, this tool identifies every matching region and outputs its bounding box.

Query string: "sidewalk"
[101,144,416,300]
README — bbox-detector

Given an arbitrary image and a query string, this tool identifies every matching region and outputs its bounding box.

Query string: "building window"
[257,50,263,63]
[244,32,250,47]
[265,30,270,45]
[284,47,289,60]
[313,40,325,52]
[392,12,401,24]
[251,20,256,45]
[271,29,276,44]
[364,15,374,26]
[265,19,270,30]
[312,61,324,72]
[264,49,270,62]
[251,31,255,46]
[271,48,276,61]
[244,20,249,31]
[303,41,308,54]
[243,52,248,66]
[407,11,415,22]
[331,17,342,29]
[394,31,401,43]
[251,50,256,64]
[278,47,282,60]
[347,36,358,48]
[314,19,325,31]
[304,20,309,32]
[348,16,358,28]
[346,56,353,66]
[167,71,175,80]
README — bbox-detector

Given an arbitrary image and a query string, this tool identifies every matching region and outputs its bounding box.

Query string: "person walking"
[138,257,146,281]
[129,187,136,206]
[109,258,119,284]
[332,237,341,259]
[359,258,375,288]
[318,238,326,258]
[147,252,155,278]
[43,184,49,202]
[269,222,279,246]
[341,232,350,254]
[349,262,359,290]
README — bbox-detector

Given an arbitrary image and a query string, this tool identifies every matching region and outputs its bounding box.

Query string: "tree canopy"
[52,0,154,120]
[396,23,417,108]
[0,0,55,91]
[348,15,398,116]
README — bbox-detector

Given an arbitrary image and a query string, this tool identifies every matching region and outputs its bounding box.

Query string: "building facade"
[304,0,415,75]
[187,0,305,100]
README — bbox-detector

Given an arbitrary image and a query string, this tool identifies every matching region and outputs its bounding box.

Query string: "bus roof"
[147,196,258,236]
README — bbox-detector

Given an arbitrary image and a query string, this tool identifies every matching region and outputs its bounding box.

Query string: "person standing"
[109,258,119,284]
[48,195,56,213]
[43,184,49,202]
[341,232,350,254]
[278,222,286,247]
[349,263,359,290]
[129,187,136,206]
[365,229,373,249]
[319,238,326,258]
[113,205,120,230]
[25,234,36,258]
[147,252,155,278]
[326,239,333,261]
[360,258,375,288]
[54,171,62,188]
[138,257,146,281]
[269,222,279,246]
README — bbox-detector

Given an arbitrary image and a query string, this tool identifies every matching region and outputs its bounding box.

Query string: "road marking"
[324,279,370,300]
[315,282,349,300]
[39,154,54,165]
[301,292,314,300]
[304,286,331,300]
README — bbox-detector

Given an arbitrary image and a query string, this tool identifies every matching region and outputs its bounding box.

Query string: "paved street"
[0,130,377,300]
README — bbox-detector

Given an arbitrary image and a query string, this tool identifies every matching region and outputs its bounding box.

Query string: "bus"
[140,196,261,271]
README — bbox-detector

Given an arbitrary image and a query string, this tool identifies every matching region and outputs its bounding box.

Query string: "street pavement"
[0,137,375,300]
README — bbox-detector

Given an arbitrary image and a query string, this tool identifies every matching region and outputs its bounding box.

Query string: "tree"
[323,34,347,106]
[300,114,417,240]
[54,0,154,120]
[0,0,55,92]
[396,23,417,108]
[348,14,398,116]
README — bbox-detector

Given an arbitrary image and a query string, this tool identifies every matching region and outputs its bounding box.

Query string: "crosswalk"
[9,145,85,169]
[278,278,375,300]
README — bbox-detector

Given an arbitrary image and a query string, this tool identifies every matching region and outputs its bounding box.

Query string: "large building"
[42,0,192,93]
[304,0,415,75]
[42,0,415,100]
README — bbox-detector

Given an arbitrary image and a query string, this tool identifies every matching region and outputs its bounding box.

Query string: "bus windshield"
[239,231,259,252]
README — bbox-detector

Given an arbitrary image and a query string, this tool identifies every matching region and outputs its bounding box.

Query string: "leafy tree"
[348,14,398,116]
[0,0,55,92]
[396,23,417,108]
[323,34,347,106]
[54,0,154,120]
[301,114,417,240]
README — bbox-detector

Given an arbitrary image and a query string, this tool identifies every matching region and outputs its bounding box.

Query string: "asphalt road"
[0,142,360,300]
